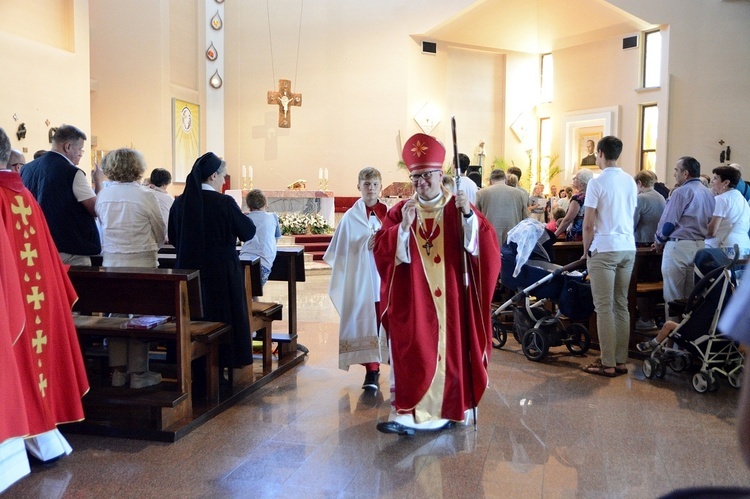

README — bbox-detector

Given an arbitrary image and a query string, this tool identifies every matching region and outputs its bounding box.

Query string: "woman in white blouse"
[706,165,750,258]
[97,148,166,389]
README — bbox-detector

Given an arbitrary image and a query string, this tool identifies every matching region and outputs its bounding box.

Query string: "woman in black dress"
[169,152,256,366]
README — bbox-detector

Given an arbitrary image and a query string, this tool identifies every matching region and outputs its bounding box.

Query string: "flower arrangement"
[277,213,332,235]
[308,213,333,234]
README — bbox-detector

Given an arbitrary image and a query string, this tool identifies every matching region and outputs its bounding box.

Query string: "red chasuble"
[0,223,29,442]
[373,193,500,423]
[0,172,88,435]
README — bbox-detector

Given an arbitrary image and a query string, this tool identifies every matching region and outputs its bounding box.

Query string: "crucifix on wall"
[267,79,302,128]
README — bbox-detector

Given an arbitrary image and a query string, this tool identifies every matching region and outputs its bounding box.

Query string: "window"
[540,53,553,102]
[642,30,661,88]
[538,117,552,184]
[640,104,658,171]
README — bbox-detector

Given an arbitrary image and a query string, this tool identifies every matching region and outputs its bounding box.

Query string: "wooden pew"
[241,257,283,371]
[68,266,231,436]
[267,246,306,359]
[159,246,284,369]
[551,242,663,352]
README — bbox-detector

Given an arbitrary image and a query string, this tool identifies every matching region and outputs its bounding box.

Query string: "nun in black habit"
[168,152,256,366]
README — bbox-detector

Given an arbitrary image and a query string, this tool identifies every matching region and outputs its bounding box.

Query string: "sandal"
[615,364,628,375]
[582,360,618,378]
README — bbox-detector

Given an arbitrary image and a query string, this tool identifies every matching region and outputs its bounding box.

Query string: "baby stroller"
[641,247,744,393]
[492,220,594,362]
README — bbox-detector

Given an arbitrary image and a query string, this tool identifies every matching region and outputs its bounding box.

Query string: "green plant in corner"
[544,153,562,185]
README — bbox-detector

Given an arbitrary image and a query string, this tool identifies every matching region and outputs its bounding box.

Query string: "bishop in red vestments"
[373,133,500,434]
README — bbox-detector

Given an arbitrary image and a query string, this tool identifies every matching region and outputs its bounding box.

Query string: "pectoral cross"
[267,79,302,128]
[422,240,433,256]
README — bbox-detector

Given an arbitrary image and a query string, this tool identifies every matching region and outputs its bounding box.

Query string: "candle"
[324,168,329,181]
[242,165,247,180]
[249,165,253,181]
[319,168,323,180]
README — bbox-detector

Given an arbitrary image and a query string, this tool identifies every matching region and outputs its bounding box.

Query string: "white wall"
[4,1,749,196]
[222,0,476,195]
[90,0,195,194]
[0,0,90,162]
[607,0,750,185]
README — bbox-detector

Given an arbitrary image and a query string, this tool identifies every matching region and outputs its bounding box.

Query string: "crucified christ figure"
[278,94,292,116]
[268,79,302,128]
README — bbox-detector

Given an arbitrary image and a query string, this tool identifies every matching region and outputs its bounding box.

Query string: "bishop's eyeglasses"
[409,170,441,183]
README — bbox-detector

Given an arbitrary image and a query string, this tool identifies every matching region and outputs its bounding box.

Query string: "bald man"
[7,149,25,173]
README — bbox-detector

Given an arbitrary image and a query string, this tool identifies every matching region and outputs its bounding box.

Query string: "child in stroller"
[638,247,744,393]
[492,219,595,361]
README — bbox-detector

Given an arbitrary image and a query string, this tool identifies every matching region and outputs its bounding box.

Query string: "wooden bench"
[68,266,230,433]
[267,246,306,360]
[161,247,284,369]
[241,257,283,370]
[636,281,663,295]
[551,242,665,352]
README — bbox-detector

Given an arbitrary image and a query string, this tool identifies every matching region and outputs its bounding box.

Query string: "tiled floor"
[6,274,750,498]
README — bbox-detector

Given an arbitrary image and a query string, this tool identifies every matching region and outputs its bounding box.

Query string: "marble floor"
[6,274,750,498]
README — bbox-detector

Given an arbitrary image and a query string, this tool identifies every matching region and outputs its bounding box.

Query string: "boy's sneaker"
[112,370,128,387]
[130,371,162,389]
[635,319,656,331]
[637,340,656,353]
[362,371,379,391]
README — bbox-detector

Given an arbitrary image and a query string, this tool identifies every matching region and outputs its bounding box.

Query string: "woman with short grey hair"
[554,169,593,241]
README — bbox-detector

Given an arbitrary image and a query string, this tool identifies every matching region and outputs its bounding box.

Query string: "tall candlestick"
[324,168,329,181]
[249,165,253,181]
[242,165,247,180]
[318,167,323,180]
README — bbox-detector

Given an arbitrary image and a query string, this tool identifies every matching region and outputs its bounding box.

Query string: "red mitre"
[402,133,445,172]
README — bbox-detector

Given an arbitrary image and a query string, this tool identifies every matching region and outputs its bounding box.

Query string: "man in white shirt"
[148,168,175,235]
[581,136,637,377]
[454,153,478,205]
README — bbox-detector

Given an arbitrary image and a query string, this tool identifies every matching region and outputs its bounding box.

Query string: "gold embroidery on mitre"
[411,140,428,158]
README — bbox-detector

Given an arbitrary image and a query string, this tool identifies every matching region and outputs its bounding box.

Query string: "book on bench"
[120,316,171,330]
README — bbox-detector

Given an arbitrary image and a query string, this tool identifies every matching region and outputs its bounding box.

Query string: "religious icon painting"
[172,99,200,183]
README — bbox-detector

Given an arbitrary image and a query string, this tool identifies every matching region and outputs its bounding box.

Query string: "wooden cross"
[267,79,302,128]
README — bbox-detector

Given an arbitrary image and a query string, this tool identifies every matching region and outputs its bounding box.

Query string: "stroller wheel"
[669,355,688,372]
[708,372,719,392]
[654,360,666,378]
[521,328,548,362]
[692,371,712,393]
[564,323,591,355]
[728,365,743,389]
[492,317,507,349]
[642,359,655,379]
[512,327,523,344]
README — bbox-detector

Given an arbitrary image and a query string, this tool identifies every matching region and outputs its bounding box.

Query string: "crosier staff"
[451,116,477,430]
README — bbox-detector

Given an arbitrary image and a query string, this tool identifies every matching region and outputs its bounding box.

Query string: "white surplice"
[323,198,385,370]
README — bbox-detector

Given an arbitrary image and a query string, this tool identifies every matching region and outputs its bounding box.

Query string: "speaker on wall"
[622,35,638,50]
[422,41,437,54]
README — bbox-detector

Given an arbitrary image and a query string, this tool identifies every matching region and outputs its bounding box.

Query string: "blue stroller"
[491,221,594,362]
[641,247,744,393]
